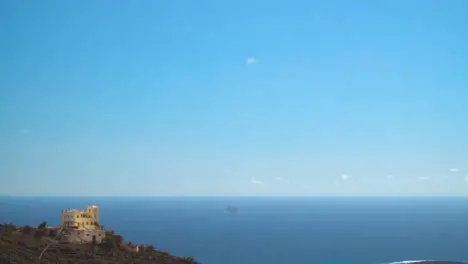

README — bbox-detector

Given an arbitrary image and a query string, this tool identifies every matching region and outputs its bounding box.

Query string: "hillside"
[0,223,200,264]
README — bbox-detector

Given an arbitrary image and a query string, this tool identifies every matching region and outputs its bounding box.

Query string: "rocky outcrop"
[0,223,199,264]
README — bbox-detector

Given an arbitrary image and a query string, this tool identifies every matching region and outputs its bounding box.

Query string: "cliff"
[0,223,200,264]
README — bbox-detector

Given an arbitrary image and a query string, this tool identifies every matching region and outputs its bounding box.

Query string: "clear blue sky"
[1,0,467,196]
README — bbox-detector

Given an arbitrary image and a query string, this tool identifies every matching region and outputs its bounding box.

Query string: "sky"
[1,0,467,196]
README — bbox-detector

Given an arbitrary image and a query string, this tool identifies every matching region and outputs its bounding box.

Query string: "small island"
[0,205,199,264]
[225,206,238,214]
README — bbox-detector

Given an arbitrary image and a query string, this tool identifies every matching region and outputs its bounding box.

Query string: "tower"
[87,205,100,226]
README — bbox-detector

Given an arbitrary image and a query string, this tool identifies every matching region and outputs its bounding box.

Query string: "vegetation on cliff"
[0,223,200,264]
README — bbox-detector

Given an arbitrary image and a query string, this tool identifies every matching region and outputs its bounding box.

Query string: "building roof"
[64,209,84,213]
[64,205,99,212]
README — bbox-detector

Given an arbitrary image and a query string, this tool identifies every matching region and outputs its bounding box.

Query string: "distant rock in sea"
[226,206,238,214]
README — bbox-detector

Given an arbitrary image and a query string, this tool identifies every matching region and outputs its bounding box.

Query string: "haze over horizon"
[1,0,467,196]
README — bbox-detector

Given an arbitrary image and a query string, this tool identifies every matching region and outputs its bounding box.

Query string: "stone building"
[61,205,105,244]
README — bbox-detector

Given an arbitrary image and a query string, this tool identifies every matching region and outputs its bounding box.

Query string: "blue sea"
[1,196,468,264]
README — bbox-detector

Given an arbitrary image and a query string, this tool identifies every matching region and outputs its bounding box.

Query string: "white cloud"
[387,175,394,180]
[450,168,459,172]
[335,175,350,186]
[246,57,257,65]
[417,176,430,181]
[18,129,29,135]
[274,177,281,181]
[464,175,468,182]
[251,177,264,185]
[340,174,351,181]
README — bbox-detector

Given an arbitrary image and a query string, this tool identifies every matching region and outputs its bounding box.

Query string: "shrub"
[185,257,200,263]
[2,223,17,232]
[146,245,155,252]
[22,225,32,235]
[28,244,40,250]
[1,231,11,239]
[48,230,57,237]
[114,235,123,245]
[37,221,47,229]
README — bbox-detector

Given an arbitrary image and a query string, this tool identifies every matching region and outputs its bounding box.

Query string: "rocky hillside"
[0,223,200,264]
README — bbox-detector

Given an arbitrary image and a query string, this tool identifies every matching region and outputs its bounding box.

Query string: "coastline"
[0,222,200,264]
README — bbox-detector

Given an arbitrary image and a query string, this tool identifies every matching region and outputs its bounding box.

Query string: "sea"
[1,196,468,264]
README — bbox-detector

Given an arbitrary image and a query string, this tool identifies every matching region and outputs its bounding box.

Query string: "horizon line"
[2,195,468,198]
